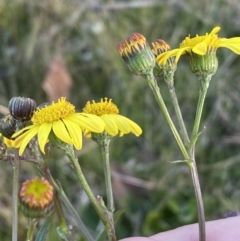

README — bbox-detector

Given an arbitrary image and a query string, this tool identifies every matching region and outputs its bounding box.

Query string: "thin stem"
[145,72,206,241]
[12,150,19,241]
[145,73,189,160]
[187,76,211,241]
[190,77,210,149]
[167,82,190,146]
[63,145,116,241]
[189,158,205,241]
[26,219,35,241]
[100,137,114,213]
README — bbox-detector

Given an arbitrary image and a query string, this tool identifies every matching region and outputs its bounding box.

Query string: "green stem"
[63,145,116,241]
[187,76,211,241]
[167,82,190,146]
[100,137,114,213]
[12,150,19,241]
[189,158,206,241]
[145,72,206,241]
[145,73,189,160]
[26,219,35,241]
[190,77,210,149]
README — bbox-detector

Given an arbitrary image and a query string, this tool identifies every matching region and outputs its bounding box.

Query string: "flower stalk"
[26,219,35,241]
[165,79,190,146]
[189,76,211,150]
[189,159,206,241]
[98,134,114,213]
[93,132,116,240]
[144,72,206,241]
[62,144,117,241]
[145,72,189,159]
[12,150,19,241]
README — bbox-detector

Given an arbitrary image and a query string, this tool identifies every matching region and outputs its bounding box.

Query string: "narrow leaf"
[35,214,54,241]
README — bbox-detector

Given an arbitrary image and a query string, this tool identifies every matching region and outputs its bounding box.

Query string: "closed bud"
[117,33,155,76]
[19,177,54,218]
[9,97,36,121]
[0,114,16,139]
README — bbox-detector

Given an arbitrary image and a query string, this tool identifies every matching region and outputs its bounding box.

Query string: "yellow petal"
[69,113,105,133]
[120,116,142,136]
[15,126,39,155]
[52,120,73,144]
[38,123,52,154]
[101,115,118,136]
[12,125,32,138]
[4,137,15,147]
[62,119,82,150]
[218,38,240,54]
[192,41,207,55]
[109,115,131,134]
[157,48,186,65]
[210,26,221,35]
[156,49,176,65]
[83,130,91,138]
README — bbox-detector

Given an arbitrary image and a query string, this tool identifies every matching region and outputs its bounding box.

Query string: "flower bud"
[0,114,16,139]
[19,177,54,218]
[152,39,176,78]
[117,33,155,76]
[9,97,36,121]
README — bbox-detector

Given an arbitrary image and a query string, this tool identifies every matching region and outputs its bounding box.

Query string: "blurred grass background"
[1,0,240,240]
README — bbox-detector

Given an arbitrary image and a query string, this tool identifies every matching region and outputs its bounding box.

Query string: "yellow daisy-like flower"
[13,97,105,155]
[82,98,142,137]
[157,26,240,65]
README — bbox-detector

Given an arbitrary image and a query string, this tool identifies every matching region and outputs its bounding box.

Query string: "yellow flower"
[157,26,240,65]
[82,98,142,137]
[13,97,105,155]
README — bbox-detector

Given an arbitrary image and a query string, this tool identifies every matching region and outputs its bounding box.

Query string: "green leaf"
[35,214,54,241]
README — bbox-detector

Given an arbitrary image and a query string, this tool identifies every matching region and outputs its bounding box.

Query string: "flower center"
[32,97,75,125]
[83,98,119,115]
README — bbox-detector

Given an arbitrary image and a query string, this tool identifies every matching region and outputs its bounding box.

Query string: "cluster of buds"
[117,33,176,80]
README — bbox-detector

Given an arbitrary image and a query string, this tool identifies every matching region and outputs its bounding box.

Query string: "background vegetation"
[1,0,240,240]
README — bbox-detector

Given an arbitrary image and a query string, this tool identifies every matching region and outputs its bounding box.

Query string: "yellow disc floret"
[32,97,75,124]
[83,98,119,116]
